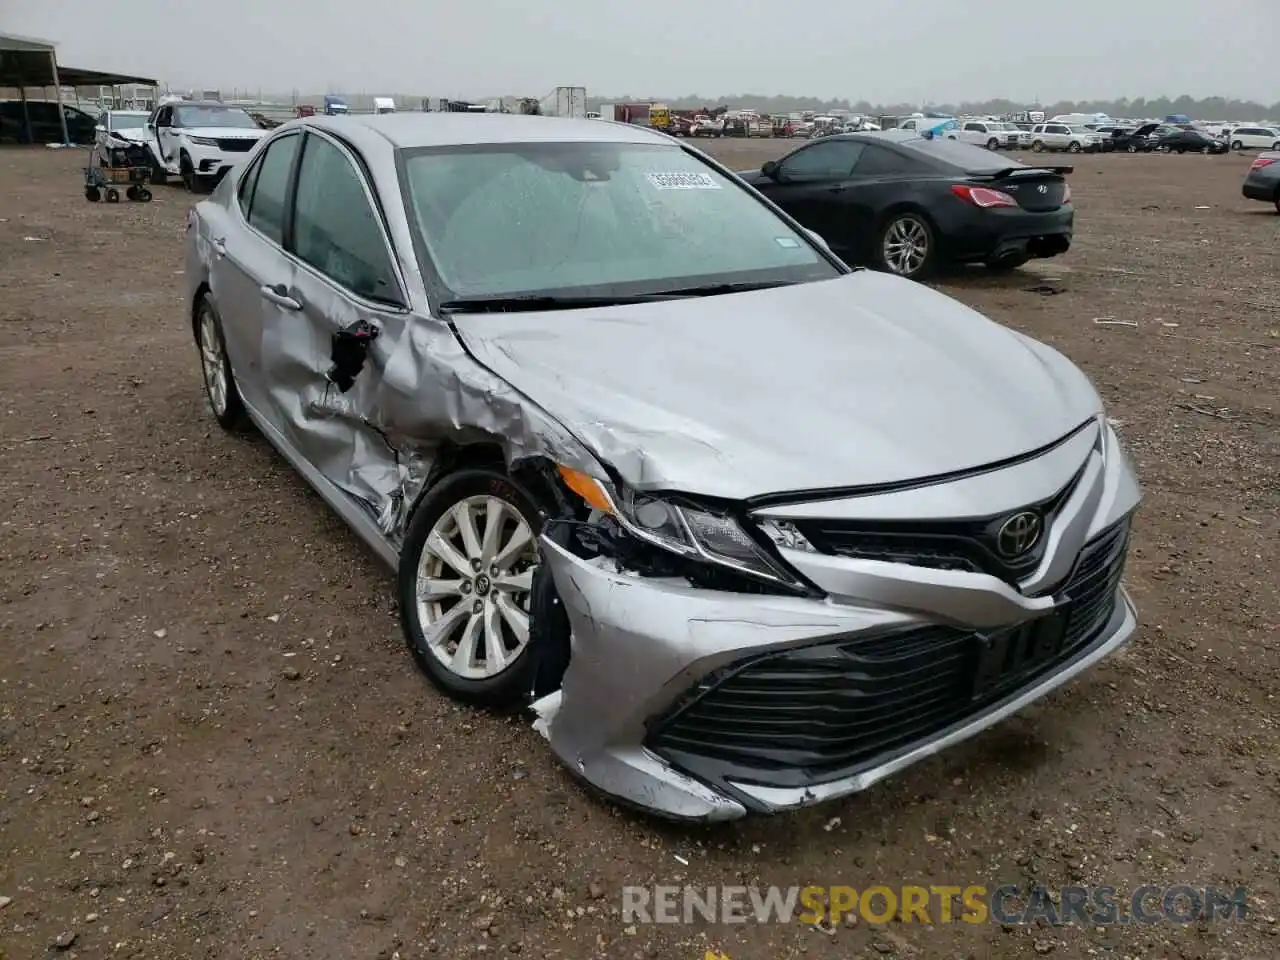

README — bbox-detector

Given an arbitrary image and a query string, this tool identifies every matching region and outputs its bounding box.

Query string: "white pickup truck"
[144,100,268,192]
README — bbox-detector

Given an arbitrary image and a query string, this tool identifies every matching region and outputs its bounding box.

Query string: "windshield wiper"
[653,279,800,297]
[439,280,805,314]
[438,294,670,313]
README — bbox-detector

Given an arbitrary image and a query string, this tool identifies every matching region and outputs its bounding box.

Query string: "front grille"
[790,469,1083,585]
[217,138,256,152]
[647,518,1130,791]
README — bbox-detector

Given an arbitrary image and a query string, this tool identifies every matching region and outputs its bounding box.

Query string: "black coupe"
[737,132,1073,280]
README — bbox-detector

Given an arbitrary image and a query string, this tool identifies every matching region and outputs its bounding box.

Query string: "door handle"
[212,237,226,259]
[260,283,302,311]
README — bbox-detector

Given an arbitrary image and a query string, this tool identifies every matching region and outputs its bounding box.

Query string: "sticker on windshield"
[775,237,801,248]
[646,171,721,190]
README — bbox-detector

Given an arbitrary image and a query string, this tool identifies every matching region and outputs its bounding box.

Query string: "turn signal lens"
[556,465,614,514]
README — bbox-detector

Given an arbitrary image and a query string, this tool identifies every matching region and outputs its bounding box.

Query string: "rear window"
[893,135,1021,172]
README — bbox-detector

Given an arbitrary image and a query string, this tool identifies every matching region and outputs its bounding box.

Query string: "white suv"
[948,119,1019,150]
[144,101,269,191]
[1030,123,1102,154]
[1227,126,1280,151]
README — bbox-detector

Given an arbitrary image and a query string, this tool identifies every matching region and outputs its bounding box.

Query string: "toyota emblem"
[996,511,1042,558]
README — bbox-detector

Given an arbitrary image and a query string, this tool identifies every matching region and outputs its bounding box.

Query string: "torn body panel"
[189,198,602,561]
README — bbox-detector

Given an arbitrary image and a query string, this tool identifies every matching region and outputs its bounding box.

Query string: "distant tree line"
[594,94,1278,120]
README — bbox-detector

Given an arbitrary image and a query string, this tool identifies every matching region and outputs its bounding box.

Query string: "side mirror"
[761,159,780,179]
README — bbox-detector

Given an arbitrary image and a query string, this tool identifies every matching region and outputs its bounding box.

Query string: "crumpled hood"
[106,128,150,143]
[455,272,1102,500]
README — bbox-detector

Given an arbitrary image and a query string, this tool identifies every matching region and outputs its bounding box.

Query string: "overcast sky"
[7,0,1275,103]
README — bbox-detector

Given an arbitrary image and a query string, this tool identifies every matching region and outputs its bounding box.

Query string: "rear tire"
[876,212,936,281]
[195,294,246,431]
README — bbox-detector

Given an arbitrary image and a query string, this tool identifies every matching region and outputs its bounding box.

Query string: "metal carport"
[0,33,159,144]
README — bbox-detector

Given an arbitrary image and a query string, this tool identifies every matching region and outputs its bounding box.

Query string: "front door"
[153,106,180,167]
[208,130,303,419]
[269,128,413,521]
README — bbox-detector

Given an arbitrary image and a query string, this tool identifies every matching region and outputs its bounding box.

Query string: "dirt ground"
[1,139,1277,960]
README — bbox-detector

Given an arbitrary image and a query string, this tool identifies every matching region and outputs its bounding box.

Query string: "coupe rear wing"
[972,165,1075,179]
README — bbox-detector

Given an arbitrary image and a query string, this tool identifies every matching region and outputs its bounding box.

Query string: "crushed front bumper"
[533,419,1141,821]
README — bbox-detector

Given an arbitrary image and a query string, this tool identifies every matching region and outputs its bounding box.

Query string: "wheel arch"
[190,281,211,342]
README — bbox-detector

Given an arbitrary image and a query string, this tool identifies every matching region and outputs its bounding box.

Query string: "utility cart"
[84,141,153,203]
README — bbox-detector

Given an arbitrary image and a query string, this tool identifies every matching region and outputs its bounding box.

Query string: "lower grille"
[217,138,256,152]
[647,518,1130,790]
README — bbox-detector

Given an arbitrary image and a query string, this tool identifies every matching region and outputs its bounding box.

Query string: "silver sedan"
[185,113,1142,820]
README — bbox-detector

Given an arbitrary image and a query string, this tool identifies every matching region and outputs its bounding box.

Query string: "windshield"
[400,141,841,301]
[174,105,257,128]
[110,113,148,130]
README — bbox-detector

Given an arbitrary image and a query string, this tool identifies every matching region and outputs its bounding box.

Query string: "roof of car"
[296,112,674,148]
[172,101,245,110]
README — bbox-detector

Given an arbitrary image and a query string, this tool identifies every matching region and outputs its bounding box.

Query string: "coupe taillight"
[1251,157,1276,170]
[950,184,1018,208]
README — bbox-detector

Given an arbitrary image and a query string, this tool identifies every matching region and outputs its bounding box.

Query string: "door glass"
[245,133,300,245]
[780,140,865,180]
[291,134,402,304]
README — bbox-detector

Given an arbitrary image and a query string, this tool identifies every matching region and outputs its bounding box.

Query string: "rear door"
[755,139,866,252]
[276,129,412,507]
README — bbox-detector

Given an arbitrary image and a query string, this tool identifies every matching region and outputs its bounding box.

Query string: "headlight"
[556,465,800,586]
[187,136,219,147]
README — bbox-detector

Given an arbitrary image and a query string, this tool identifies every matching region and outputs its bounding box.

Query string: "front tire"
[398,470,543,707]
[180,151,199,192]
[1231,141,1243,151]
[986,138,999,150]
[196,295,245,430]
[1067,141,1081,153]
[1031,140,1044,152]
[877,212,936,281]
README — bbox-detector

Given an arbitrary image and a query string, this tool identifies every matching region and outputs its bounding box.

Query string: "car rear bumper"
[941,205,1074,263]
[1242,177,1277,202]
[532,422,1140,820]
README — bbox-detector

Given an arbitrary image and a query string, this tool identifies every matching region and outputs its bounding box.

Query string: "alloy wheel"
[198,307,228,417]
[882,215,930,277]
[414,495,537,680]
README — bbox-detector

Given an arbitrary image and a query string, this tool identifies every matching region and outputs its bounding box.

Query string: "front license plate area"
[971,613,1067,700]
